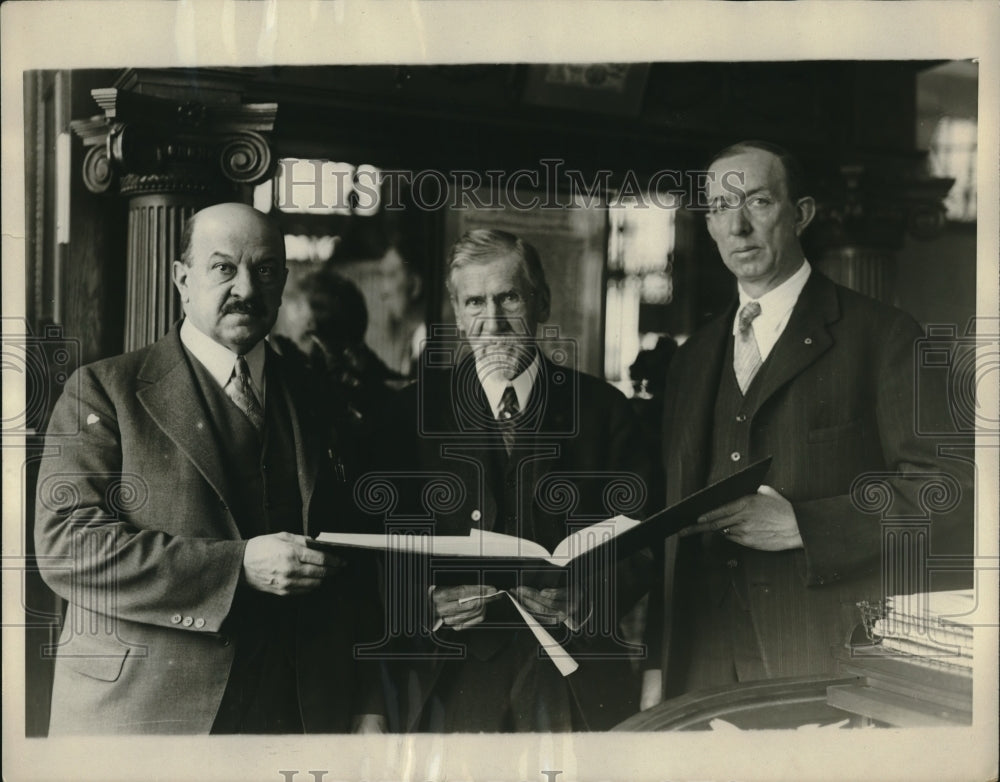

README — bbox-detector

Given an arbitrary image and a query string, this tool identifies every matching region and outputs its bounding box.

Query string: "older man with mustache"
[382,229,653,732]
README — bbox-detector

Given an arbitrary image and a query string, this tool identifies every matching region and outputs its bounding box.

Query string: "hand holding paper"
[680,484,802,551]
[429,585,581,677]
[430,584,500,631]
[510,585,588,630]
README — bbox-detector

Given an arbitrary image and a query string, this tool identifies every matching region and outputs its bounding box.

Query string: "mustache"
[222,298,265,316]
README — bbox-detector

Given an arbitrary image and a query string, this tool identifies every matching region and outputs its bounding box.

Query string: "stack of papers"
[871,590,973,674]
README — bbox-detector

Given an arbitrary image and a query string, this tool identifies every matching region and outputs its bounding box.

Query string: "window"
[604,196,675,395]
[929,117,977,223]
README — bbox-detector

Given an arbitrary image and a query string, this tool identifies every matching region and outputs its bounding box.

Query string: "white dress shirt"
[180,318,267,404]
[734,260,812,362]
[476,351,541,419]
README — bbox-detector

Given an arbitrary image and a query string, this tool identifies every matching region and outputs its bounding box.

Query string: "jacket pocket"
[807,419,863,444]
[56,630,131,682]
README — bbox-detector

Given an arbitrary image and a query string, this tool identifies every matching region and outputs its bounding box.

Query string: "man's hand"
[242,531,343,595]
[680,485,803,551]
[510,586,587,628]
[430,584,499,631]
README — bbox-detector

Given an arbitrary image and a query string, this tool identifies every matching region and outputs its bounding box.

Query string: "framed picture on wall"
[522,63,650,116]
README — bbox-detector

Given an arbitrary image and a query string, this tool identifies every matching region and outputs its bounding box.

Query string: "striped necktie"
[497,385,519,455]
[734,301,763,394]
[225,355,265,430]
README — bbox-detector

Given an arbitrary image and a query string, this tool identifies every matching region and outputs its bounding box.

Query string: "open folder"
[313,456,772,566]
[316,457,771,675]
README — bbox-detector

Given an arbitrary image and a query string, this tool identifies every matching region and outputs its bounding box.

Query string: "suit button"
[735,414,747,423]
[730,451,742,462]
[471,509,482,522]
[194,618,206,629]
[182,616,193,627]
[170,614,182,624]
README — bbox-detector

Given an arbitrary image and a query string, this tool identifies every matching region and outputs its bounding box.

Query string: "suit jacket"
[383,353,654,731]
[654,272,973,685]
[34,324,377,734]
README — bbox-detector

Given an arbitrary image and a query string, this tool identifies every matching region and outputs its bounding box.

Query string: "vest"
[185,350,305,732]
[482,398,544,546]
[187,355,302,537]
[707,334,770,487]
[701,335,773,623]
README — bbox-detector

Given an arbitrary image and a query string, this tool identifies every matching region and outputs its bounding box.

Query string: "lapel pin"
[86,414,100,425]
[804,337,813,345]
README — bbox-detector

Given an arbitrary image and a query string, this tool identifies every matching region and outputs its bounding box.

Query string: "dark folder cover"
[590,455,773,563]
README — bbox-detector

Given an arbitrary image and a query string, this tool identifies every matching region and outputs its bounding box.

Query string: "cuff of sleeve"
[207,539,250,631]
[795,500,876,586]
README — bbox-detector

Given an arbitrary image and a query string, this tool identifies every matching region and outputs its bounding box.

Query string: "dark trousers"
[211,593,303,734]
[420,629,575,732]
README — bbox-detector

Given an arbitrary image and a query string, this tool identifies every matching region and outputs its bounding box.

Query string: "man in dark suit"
[641,141,973,705]
[385,229,652,732]
[35,202,382,734]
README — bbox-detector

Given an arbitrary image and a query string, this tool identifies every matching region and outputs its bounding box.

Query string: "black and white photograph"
[2,2,997,782]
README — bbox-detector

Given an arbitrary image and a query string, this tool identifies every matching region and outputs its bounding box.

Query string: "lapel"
[430,358,502,533]
[671,311,732,494]
[752,271,839,411]
[268,345,319,535]
[136,326,240,538]
[523,354,573,486]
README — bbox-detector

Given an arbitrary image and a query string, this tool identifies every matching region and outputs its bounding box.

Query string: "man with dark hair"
[35,202,383,734]
[641,141,972,705]
[386,228,653,732]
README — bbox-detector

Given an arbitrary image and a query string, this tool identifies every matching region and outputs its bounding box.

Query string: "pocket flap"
[55,631,131,682]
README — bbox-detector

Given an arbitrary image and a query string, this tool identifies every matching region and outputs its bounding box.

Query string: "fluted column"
[123,196,202,351]
[814,246,895,303]
[810,161,953,303]
[71,72,278,350]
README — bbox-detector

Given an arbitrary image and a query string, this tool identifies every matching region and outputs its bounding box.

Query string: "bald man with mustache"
[35,203,384,735]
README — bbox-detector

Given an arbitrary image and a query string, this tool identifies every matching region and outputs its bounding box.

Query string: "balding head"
[179,203,285,267]
[171,203,288,354]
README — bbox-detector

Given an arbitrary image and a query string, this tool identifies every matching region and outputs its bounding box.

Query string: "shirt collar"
[179,318,267,398]
[734,259,812,335]
[477,350,541,419]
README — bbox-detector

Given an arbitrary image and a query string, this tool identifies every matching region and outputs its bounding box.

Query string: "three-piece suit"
[35,324,378,734]
[653,271,973,692]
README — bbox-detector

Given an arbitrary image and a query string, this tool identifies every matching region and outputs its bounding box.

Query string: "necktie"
[734,301,763,394]
[497,385,519,455]
[225,355,265,431]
